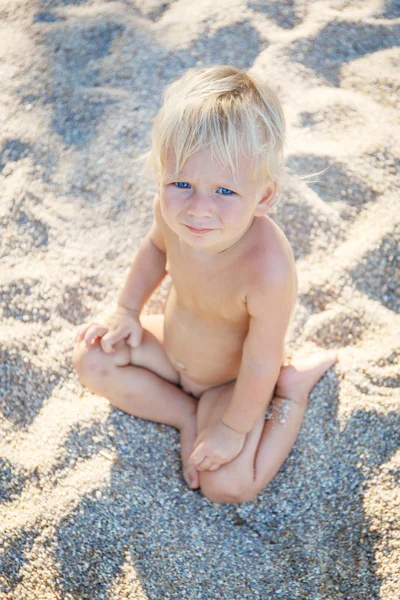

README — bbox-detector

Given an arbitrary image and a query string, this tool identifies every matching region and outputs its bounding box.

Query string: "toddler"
[72,65,336,503]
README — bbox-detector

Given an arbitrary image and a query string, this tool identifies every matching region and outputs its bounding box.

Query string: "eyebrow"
[175,172,238,187]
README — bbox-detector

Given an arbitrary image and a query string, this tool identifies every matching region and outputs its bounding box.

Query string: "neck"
[216,216,256,255]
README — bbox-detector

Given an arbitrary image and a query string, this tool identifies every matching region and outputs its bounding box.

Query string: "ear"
[254,182,277,216]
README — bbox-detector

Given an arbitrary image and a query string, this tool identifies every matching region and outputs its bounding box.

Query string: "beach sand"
[0,0,399,598]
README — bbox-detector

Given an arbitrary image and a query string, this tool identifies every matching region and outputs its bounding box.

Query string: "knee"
[200,474,258,504]
[72,341,108,387]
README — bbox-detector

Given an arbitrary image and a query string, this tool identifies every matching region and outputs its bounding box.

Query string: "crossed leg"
[195,349,337,504]
[73,314,201,489]
[73,313,337,502]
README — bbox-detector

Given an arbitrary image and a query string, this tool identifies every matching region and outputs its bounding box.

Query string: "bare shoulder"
[246,215,297,302]
[260,215,296,276]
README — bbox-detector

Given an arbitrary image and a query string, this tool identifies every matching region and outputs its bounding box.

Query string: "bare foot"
[276,348,338,404]
[180,418,200,490]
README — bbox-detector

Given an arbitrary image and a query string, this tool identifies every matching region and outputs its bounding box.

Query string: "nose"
[186,192,213,218]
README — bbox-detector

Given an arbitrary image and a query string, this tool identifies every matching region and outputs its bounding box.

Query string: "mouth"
[185,225,215,234]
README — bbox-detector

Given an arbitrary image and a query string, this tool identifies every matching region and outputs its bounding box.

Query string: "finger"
[196,457,214,472]
[208,463,220,471]
[189,442,206,467]
[85,325,108,347]
[192,432,204,450]
[200,461,220,472]
[100,332,120,354]
[100,328,128,353]
[127,326,143,348]
[85,325,107,345]
[75,325,90,342]
[75,325,87,342]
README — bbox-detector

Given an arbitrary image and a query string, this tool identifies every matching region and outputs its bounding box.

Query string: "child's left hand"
[189,420,246,472]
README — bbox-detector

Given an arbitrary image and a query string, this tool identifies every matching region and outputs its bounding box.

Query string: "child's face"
[158,147,276,255]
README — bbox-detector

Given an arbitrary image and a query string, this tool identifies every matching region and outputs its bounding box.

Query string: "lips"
[185,224,215,233]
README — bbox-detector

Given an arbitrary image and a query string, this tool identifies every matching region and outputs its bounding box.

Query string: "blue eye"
[174,182,191,189]
[173,182,234,195]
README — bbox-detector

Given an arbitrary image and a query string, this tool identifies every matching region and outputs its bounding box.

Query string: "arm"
[189,260,297,471]
[221,266,296,434]
[118,194,167,313]
[77,195,168,352]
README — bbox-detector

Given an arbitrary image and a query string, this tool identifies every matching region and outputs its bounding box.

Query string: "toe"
[185,465,200,489]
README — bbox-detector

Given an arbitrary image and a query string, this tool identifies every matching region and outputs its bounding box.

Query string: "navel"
[176,360,187,370]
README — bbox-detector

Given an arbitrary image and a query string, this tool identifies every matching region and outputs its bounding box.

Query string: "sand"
[0,0,399,598]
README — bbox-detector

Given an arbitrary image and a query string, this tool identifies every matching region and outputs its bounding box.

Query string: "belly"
[164,288,247,386]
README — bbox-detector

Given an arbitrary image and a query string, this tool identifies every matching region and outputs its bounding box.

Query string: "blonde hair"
[139,65,286,197]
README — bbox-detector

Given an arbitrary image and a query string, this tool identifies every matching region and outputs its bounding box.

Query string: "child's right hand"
[75,306,143,354]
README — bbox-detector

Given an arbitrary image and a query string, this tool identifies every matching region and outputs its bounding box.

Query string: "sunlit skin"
[73,145,337,502]
[158,147,275,257]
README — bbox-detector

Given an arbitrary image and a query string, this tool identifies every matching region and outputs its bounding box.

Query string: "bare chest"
[166,257,245,320]
[164,238,248,321]
[162,232,251,384]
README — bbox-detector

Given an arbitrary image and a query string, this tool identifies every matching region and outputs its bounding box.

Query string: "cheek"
[160,191,186,228]
[220,203,248,227]
[163,189,185,210]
